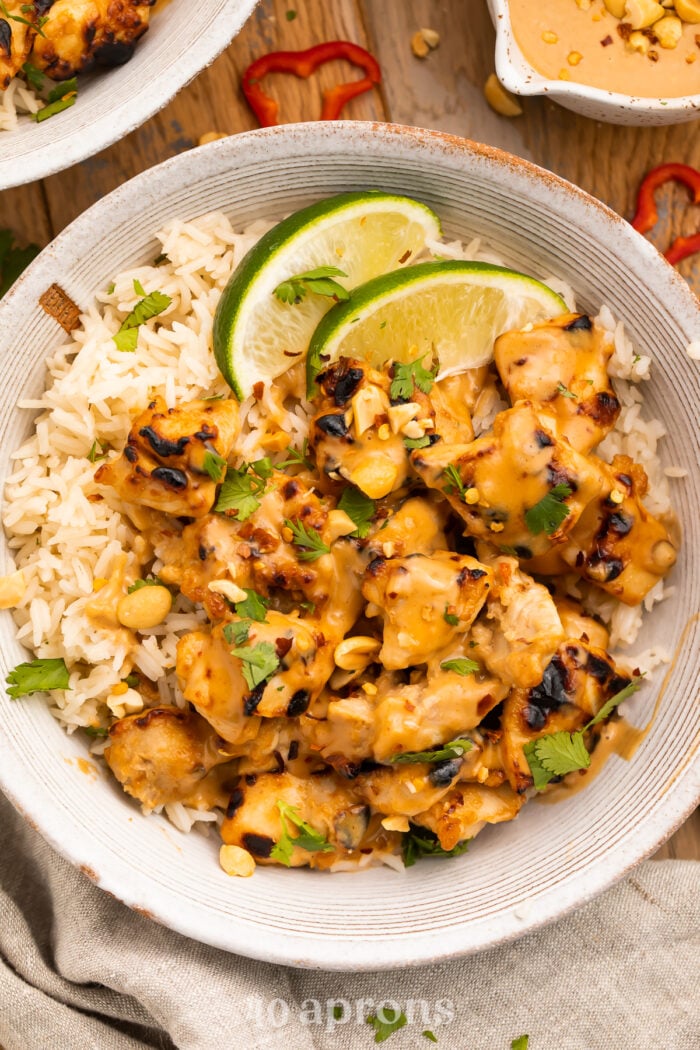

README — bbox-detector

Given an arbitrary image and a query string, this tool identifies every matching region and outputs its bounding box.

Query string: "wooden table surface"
[0,0,696,859]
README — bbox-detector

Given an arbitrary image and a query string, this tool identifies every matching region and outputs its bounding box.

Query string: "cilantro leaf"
[127,576,164,594]
[270,800,334,866]
[402,825,469,867]
[284,518,330,561]
[230,640,279,691]
[277,438,312,471]
[0,229,40,298]
[556,382,577,399]
[511,1038,529,1050]
[6,657,70,699]
[585,676,642,730]
[423,1033,438,1044]
[443,604,459,627]
[112,287,171,352]
[404,434,431,450]
[390,355,436,401]
[366,1008,407,1043]
[442,463,466,501]
[22,61,44,91]
[223,620,251,646]
[390,738,472,764]
[234,588,269,622]
[124,673,140,688]
[274,266,349,305]
[337,486,376,538]
[202,449,227,482]
[215,465,266,520]
[250,456,273,479]
[524,483,572,536]
[523,731,590,790]
[440,658,479,676]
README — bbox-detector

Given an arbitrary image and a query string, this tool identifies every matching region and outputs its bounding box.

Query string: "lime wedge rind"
[306,261,567,396]
[213,191,442,400]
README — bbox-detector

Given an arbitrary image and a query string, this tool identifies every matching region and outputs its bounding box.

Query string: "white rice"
[0,77,42,131]
[2,212,680,743]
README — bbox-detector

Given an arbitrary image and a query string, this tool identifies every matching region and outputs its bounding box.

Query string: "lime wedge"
[213,192,442,400]
[306,261,567,396]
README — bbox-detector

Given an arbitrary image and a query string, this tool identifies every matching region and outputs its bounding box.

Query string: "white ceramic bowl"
[488,0,700,126]
[0,123,698,971]
[0,0,259,190]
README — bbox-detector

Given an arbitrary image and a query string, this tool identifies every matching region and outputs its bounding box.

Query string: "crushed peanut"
[465,487,480,505]
[609,488,625,504]
[411,27,440,58]
[219,844,256,878]
[542,30,559,43]
[207,579,248,603]
[381,815,410,832]
[282,525,294,543]
[198,131,227,146]
[362,681,378,696]
[377,423,392,441]
[0,569,25,609]
[484,73,524,117]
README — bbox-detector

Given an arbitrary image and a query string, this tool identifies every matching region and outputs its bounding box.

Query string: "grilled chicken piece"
[411,401,604,559]
[412,782,524,850]
[310,357,434,499]
[554,596,610,649]
[556,454,677,605]
[31,0,154,80]
[304,665,507,766]
[0,2,35,89]
[470,552,565,690]
[220,770,367,868]
[177,610,339,740]
[353,759,464,819]
[500,640,633,793]
[362,551,493,670]
[364,495,448,559]
[104,705,231,809]
[428,366,494,444]
[95,396,239,518]
[494,314,620,454]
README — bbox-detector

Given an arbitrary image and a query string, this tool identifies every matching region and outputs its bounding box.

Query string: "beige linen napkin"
[0,792,697,1050]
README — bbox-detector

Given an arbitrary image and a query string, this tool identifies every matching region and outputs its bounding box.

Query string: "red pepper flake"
[242,41,381,127]
[600,35,613,47]
[631,162,700,267]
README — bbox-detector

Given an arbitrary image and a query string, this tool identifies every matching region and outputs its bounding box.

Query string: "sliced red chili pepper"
[631,162,700,234]
[631,162,700,268]
[242,41,381,128]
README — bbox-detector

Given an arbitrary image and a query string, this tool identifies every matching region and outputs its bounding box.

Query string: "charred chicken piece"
[104,705,231,809]
[31,0,155,80]
[494,313,620,454]
[500,640,633,793]
[362,551,493,670]
[412,782,524,850]
[95,395,239,519]
[310,357,434,500]
[0,2,35,89]
[411,401,604,559]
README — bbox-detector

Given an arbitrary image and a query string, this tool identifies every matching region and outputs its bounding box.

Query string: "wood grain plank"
[362,0,700,290]
[39,0,385,233]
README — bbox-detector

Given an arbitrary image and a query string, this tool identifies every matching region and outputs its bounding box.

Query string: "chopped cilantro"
[127,576,163,594]
[442,463,466,501]
[390,354,436,401]
[270,800,334,866]
[390,738,472,764]
[124,673,139,688]
[22,61,44,91]
[332,1005,344,1020]
[201,449,227,482]
[337,486,375,538]
[132,278,146,296]
[379,320,387,329]
[112,286,171,352]
[511,1037,529,1050]
[274,266,349,305]
[524,483,572,536]
[106,282,115,295]
[230,640,279,691]
[402,825,469,867]
[0,229,40,298]
[404,434,431,450]
[223,620,251,646]
[0,2,46,35]
[443,604,459,627]
[6,657,70,699]
[87,439,108,463]
[556,382,577,399]
[214,464,267,520]
[524,677,642,790]
[423,1033,438,1044]
[299,600,316,614]
[153,252,169,266]
[284,517,330,561]
[277,438,312,471]
[250,456,273,479]
[234,588,269,623]
[440,657,479,676]
[366,1008,407,1043]
[285,8,297,19]
[84,725,108,738]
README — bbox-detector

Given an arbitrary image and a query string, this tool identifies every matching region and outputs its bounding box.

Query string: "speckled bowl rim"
[0,122,698,971]
[0,0,260,191]
[488,0,700,117]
